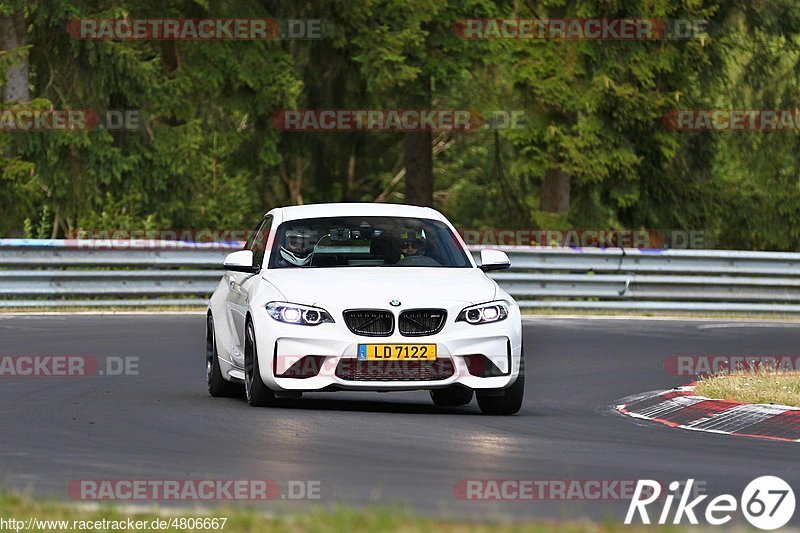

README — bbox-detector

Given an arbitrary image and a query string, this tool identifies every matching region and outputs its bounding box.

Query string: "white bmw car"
[206,203,524,414]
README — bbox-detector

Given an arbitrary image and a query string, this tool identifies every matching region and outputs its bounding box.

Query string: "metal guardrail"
[2,239,800,312]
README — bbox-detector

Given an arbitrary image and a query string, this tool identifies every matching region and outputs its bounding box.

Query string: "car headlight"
[266,302,335,326]
[456,301,509,325]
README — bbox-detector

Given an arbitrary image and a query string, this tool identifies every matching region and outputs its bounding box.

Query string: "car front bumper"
[249,306,523,392]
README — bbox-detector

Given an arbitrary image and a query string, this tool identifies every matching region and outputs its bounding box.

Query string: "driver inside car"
[277,228,316,267]
[397,229,426,260]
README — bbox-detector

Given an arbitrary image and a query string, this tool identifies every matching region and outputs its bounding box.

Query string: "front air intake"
[399,309,447,336]
[343,309,394,336]
[335,359,455,381]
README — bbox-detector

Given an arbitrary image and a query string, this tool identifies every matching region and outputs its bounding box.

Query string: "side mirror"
[479,249,510,272]
[223,250,260,274]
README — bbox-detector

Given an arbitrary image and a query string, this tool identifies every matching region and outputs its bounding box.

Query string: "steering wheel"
[396,255,441,267]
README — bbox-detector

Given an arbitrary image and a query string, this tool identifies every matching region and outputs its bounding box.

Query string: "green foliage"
[1,0,800,249]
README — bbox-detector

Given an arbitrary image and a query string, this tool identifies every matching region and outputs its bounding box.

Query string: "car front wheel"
[244,319,278,407]
[430,386,474,407]
[207,315,242,398]
[476,355,525,415]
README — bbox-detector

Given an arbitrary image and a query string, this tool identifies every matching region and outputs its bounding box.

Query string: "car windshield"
[268,216,471,268]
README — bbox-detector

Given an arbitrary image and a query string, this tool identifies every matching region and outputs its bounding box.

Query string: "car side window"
[250,215,273,268]
[244,219,264,251]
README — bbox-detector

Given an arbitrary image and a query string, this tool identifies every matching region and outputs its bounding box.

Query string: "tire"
[430,386,474,407]
[206,315,242,398]
[476,355,525,415]
[244,319,277,407]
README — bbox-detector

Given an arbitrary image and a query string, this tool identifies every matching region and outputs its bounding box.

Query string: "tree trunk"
[540,168,571,213]
[403,75,434,206]
[344,153,356,200]
[403,129,433,206]
[1,9,30,103]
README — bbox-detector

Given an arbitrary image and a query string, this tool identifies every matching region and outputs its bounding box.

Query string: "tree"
[0,5,29,103]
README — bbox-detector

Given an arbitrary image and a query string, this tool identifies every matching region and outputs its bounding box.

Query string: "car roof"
[268,203,448,223]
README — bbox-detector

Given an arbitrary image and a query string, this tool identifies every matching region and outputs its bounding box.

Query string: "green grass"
[695,370,800,407]
[0,493,682,532]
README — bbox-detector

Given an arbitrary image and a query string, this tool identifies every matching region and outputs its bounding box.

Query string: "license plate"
[358,344,437,360]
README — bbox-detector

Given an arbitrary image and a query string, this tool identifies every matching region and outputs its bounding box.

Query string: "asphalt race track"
[1,314,799,525]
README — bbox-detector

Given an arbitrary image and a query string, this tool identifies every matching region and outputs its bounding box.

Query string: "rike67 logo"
[626,477,795,530]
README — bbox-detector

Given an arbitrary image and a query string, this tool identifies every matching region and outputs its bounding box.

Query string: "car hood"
[264,267,497,309]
